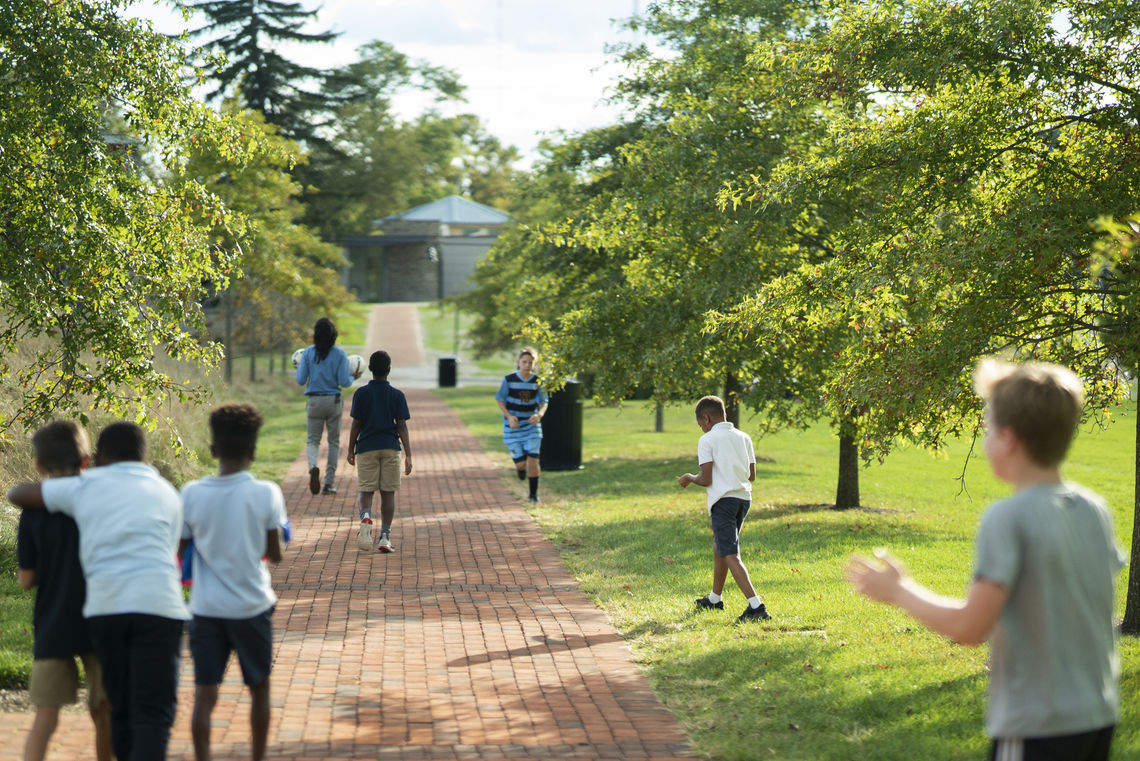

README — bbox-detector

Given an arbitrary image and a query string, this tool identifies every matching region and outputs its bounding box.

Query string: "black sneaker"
[528,495,539,504]
[309,467,320,495]
[737,603,771,622]
[694,596,724,611]
[322,484,337,495]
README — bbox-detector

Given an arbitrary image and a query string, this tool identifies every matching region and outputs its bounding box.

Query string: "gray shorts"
[710,497,750,557]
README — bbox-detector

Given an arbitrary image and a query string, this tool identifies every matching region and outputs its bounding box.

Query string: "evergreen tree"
[178,0,338,143]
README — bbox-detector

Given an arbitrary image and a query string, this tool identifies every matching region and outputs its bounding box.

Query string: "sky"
[126,1,644,163]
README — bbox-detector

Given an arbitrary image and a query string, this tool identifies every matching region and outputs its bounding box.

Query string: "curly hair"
[209,403,265,459]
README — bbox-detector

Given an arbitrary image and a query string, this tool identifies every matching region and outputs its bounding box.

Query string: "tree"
[177,0,339,143]
[728,0,1140,619]
[0,0,274,434]
[178,106,351,382]
[298,42,519,239]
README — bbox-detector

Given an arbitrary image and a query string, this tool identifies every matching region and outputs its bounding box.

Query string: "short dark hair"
[32,420,90,476]
[974,358,1084,467]
[209,403,264,459]
[369,350,391,377]
[96,421,146,463]
[695,395,726,420]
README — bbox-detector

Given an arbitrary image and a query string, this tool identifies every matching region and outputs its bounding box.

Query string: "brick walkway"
[0,307,693,760]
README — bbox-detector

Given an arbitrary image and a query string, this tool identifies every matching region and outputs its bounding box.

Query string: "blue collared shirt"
[296,346,352,394]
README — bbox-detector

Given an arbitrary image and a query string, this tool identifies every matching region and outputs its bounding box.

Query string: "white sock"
[707,592,722,604]
[748,596,761,609]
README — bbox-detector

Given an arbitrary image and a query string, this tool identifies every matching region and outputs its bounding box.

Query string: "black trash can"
[540,380,583,471]
[438,356,457,387]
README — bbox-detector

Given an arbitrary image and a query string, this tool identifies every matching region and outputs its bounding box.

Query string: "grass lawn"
[418,302,515,376]
[436,387,1140,761]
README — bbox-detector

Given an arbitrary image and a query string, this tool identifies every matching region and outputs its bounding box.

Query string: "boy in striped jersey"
[495,348,549,504]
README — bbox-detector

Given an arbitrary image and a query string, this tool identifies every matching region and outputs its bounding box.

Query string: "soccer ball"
[347,354,365,377]
[291,348,305,369]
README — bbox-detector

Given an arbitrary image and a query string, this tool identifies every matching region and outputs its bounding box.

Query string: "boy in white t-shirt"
[678,395,771,622]
[8,421,190,761]
[179,404,286,761]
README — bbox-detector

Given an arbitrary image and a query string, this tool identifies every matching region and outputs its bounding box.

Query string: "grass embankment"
[437,387,1140,761]
[0,303,369,688]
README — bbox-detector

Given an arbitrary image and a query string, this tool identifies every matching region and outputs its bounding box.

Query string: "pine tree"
[179,0,338,143]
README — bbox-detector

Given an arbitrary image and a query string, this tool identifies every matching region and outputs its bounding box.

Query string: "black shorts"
[991,724,1114,761]
[189,608,274,687]
[709,497,750,557]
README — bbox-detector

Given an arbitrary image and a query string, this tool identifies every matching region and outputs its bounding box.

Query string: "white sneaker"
[377,534,394,553]
[357,518,373,550]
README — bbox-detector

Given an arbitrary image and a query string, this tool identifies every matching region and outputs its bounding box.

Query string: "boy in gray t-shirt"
[845,358,1123,761]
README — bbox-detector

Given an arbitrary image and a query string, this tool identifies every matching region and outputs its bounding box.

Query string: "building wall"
[384,242,439,301]
[440,236,497,297]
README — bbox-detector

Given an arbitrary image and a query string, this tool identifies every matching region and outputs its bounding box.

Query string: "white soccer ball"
[347,354,365,377]
[291,348,305,370]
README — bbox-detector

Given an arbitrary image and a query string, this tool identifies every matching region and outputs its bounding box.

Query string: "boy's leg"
[80,653,112,761]
[723,554,757,599]
[88,615,133,760]
[125,614,183,761]
[357,450,382,549]
[249,680,271,761]
[358,490,375,520]
[24,705,60,761]
[711,552,729,596]
[24,657,78,761]
[526,454,540,503]
[188,614,231,761]
[377,491,396,551]
[323,398,343,491]
[191,685,219,761]
[228,610,274,761]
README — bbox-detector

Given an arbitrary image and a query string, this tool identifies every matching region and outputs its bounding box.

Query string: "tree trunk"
[834,415,860,510]
[223,293,233,384]
[655,400,664,433]
[724,371,741,427]
[269,350,275,375]
[249,344,257,383]
[1120,407,1140,634]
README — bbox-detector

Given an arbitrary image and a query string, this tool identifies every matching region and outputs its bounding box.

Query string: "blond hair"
[973,358,1084,467]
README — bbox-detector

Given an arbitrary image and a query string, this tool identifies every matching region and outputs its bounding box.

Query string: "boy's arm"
[749,463,756,482]
[397,419,412,475]
[845,550,1008,646]
[7,483,46,510]
[265,529,283,564]
[497,400,519,428]
[17,569,36,590]
[528,402,548,426]
[347,419,362,466]
[678,462,714,488]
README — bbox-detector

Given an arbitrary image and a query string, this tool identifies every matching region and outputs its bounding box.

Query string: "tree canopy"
[0,0,276,433]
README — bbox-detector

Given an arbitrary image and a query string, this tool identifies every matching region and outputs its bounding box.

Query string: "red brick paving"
[0,306,693,760]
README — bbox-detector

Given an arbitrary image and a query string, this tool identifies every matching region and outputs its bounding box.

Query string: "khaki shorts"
[357,448,402,492]
[29,654,107,708]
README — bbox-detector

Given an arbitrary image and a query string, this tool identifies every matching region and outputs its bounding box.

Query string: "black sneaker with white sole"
[737,603,771,622]
[694,596,724,611]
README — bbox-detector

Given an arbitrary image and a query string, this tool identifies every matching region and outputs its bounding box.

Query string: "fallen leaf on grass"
[788,723,800,731]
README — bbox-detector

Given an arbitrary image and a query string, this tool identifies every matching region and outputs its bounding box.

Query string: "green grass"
[436,388,1140,761]
[418,302,515,376]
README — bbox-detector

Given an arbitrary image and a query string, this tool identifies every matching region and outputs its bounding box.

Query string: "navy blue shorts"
[991,725,1114,761]
[709,497,750,557]
[189,608,274,687]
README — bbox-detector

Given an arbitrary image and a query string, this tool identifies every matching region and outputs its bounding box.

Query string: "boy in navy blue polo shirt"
[17,420,112,761]
[347,351,412,552]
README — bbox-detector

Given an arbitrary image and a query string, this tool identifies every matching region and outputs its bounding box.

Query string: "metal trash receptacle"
[540,380,583,471]
[438,357,457,387]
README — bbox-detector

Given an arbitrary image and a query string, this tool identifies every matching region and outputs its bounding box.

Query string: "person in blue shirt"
[347,351,412,553]
[495,347,548,504]
[295,317,361,495]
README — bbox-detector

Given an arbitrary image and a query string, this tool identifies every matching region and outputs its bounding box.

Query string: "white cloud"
[126,0,640,161]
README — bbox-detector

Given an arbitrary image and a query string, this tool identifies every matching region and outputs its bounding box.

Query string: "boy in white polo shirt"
[179,404,286,761]
[678,395,771,622]
[8,421,190,761]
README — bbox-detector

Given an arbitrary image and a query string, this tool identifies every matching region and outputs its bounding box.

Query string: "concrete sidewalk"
[0,305,694,760]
